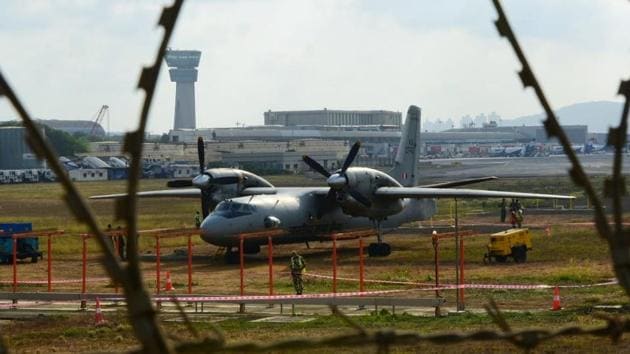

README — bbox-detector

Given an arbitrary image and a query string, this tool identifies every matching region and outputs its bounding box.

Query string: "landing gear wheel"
[224,249,240,264]
[380,243,391,256]
[512,246,527,263]
[495,255,508,263]
[368,243,391,257]
[368,243,378,257]
[242,244,260,255]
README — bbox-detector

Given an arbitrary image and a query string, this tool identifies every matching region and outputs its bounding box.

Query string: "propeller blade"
[341,141,361,172]
[197,137,209,217]
[348,188,371,207]
[167,179,193,188]
[197,137,205,173]
[302,155,331,178]
[201,190,210,218]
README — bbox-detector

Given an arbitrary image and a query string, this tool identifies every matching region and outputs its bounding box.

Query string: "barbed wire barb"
[484,298,511,333]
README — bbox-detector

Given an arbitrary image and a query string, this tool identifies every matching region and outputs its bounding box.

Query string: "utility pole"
[454,198,464,312]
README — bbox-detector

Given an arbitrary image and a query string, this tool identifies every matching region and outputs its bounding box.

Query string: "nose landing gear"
[368,242,391,257]
[368,220,391,257]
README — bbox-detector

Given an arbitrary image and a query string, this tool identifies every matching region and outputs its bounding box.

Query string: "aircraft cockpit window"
[214,202,256,218]
[216,202,230,211]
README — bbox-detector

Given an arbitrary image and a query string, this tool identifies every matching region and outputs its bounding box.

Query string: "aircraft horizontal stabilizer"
[90,188,200,199]
[374,187,574,200]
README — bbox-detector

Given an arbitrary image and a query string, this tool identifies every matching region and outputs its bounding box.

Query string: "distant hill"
[503,101,624,133]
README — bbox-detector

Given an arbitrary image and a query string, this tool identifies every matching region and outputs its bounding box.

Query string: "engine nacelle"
[337,167,404,218]
[204,168,274,206]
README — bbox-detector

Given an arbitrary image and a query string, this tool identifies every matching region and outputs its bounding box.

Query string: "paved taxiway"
[418,154,628,179]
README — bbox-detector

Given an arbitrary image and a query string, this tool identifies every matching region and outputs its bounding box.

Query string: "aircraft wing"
[419,176,498,188]
[374,187,574,200]
[90,189,200,199]
[90,186,279,200]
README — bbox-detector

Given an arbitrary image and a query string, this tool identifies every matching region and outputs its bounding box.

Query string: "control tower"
[164,49,201,130]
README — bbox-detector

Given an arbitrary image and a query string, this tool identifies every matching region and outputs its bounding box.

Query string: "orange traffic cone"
[94,297,106,326]
[551,286,561,311]
[164,271,175,291]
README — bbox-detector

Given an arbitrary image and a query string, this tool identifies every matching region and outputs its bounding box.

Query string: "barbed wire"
[170,312,630,353]
[0,1,184,353]
[115,1,184,353]
[492,0,630,297]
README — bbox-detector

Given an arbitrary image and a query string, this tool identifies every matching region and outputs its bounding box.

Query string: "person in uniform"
[116,226,126,261]
[289,251,306,295]
[500,198,507,223]
[106,224,115,253]
[510,210,517,228]
[516,208,524,228]
[194,211,202,228]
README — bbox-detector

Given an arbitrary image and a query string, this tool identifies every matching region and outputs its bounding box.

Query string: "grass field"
[1,176,629,353]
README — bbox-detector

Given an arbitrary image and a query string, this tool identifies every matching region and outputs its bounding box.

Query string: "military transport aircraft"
[92,105,573,259]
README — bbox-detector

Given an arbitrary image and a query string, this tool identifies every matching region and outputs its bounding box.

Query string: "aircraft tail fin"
[389,105,421,187]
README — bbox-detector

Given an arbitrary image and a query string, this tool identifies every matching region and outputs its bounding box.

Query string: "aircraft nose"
[199,215,223,240]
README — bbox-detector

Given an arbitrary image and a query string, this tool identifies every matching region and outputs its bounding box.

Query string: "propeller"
[302,141,371,207]
[167,138,247,217]
[198,137,210,218]
[341,141,360,171]
[197,136,205,176]
[302,155,330,178]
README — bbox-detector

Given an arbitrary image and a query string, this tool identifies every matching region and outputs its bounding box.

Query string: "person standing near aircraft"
[194,211,202,228]
[106,224,115,253]
[116,226,126,261]
[289,251,306,295]
[510,210,517,228]
[515,199,524,228]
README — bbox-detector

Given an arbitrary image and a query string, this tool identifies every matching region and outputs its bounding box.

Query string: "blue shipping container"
[0,223,41,264]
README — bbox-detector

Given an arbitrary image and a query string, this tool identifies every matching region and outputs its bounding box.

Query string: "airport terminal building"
[264,109,402,127]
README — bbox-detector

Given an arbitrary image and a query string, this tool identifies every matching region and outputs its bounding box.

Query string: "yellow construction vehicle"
[483,228,532,264]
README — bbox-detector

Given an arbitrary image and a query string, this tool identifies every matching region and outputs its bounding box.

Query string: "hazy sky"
[0,0,628,133]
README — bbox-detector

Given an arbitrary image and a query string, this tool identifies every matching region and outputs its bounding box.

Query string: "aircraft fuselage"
[199,187,437,247]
